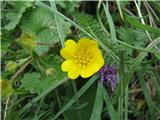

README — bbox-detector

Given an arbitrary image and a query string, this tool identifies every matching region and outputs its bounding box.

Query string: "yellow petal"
[60,40,77,59]
[80,63,100,78]
[80,48,104,78]
[61,60,80,79]
[78,38,98,49]
[92,48,104,67]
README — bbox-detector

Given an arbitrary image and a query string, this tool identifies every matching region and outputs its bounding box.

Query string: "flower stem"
[71,80,82,120]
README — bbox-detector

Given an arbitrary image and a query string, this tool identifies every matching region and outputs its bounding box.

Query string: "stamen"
[75,49,92,68]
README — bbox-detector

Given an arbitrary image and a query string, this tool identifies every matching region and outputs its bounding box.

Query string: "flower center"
[74,49,93,68]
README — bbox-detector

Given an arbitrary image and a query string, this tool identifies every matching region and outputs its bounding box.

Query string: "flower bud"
[16,34,36,52]
[5,61,18,72]
[0,79,13,98]
[45,68,55,76]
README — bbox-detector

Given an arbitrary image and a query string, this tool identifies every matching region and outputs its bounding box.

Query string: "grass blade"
[102,2,117,41]
[20,77,68,116]
[116,0,124,20]
[90,82,104,120]
[124,85,128,120]
[102,84,117,120]
[49,1,64,47]
[52,75,98,120]
[151,71,160,97]
[125,14,160,34]
[137,72,156,119]
[112,37,160,104]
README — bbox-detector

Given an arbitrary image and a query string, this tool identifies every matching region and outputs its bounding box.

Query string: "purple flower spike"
[99,65,118,91]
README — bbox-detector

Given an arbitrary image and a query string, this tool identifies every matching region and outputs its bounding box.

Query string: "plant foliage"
[1,1,160,120]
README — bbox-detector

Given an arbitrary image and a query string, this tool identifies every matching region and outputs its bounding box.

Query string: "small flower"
[60,38,104,79]
[99,65,117,91]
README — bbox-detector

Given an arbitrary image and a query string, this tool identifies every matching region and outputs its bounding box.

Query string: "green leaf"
[56,0,80,14]
[117,27,148,47]
[102,3,117,41]
[79,84,96,120]
[21,7,71,55]
[20,77,68,116]
[35,1,119,61]
[21,72,41,94]
[50,1,65,47]
[90,82,103,120]
[117,27,149,55]
[124,85,129,120]
[64,81,97,120]
[116,0,124,20]
[52,75,98,120]
[1,31,13,54]
[152,48,160,60]
[5,1,33,30]
[75,12,108,43]
[103,84,117,120]
[21,55,66,94]
[137,72,156,120]
[148,71,160,97]
[125,14,160,34]
[112,37,160,105]
[75,12,119,60]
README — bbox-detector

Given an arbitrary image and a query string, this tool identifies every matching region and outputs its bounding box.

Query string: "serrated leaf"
[21,72,41,94]
[56,1,80,14]
[75,12,108,42]
[117,27,148,47]
[21,7,71,55]
[117,27,149,55]
[21,55,66,94]
[5,1,33,30]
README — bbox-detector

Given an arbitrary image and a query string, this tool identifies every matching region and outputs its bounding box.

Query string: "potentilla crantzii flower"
[60,38,104,79]
[99,65,117,91]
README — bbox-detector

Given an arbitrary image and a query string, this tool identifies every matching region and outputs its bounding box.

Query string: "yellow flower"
[60,38,104,79]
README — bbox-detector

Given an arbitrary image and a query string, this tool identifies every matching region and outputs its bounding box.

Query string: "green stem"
[11,58,32,80]
[4,97,10,120]
[124,85,128,120]
[55,89,66,119]
[71,80,82,120]
[117,40,159,54]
